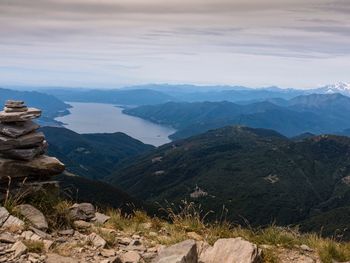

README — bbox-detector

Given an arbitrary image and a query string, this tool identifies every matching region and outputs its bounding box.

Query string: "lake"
[55,102,175,146]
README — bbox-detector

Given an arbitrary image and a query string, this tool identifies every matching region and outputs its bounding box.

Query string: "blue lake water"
[55,102,175,146]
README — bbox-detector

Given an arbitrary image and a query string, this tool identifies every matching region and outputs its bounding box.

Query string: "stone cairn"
[0,100,65,199]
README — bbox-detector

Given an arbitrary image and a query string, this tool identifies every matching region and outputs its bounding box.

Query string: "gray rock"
[73,220,92,229]
[152,239,197,263]
[11,241,27,258]
[58,229,75,236]
[69,203,95,221]
[88,233,106,248]
[93,212,111,224]
[300,244,313,252]
[0,155,65,179]
[46,253,79,263]
[0,141,48,160]
[199,237,262,263]
[15,204,48,230]
[0,132,45,151]
[0,107,41,122]
[2,215,25,228]
[0,121,39,138]
[0,207,9,226]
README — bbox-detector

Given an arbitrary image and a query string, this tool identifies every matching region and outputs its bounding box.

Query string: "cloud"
[0,0,349,88]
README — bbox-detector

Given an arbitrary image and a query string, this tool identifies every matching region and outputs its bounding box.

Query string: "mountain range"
[107,125,350,238]
[124,93,350,139]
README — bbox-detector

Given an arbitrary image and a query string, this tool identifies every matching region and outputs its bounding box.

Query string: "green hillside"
[108,126,350,234]
[41,127,154,180]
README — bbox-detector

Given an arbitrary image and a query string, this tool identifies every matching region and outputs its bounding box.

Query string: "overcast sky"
[0,0,349,89]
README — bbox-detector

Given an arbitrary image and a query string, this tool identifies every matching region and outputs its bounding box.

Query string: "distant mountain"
[42,88,177,106]
[0,87,70,125]
[124,93,350,139]
[313,82,350,96]
[108,126,350,233]
[41,127,154,180]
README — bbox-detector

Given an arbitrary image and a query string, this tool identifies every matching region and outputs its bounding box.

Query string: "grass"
[23,240,45,253]
[3,188,350,263]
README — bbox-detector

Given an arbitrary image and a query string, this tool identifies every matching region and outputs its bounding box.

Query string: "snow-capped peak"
[322,82,350,94]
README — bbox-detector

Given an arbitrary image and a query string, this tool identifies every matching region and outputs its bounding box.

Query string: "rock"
[0,207,9,226]
[43,239,54,251]
[88,233,106,248]
[0,132,45,151]
[0,107,41,122]
[119,251,141,263]
[300,244,313,252]
[58,229,75,236]
[5,100,24,107]
[29,226,51,239]
[0,121,39,138]
[15,204,48,230]
[152,239,197,263]
[0,155,65,179]
[101,249,116,257]
[0,232,15,243]
[0,141,48,160]
[4,106,28,113]
[140,222,153,230]
[199,237,261,263]
[2,215,25,229]
[93,212,111,224]
[73,220,92,229]
[69,203,96,221]
[46,253,79,263]
[11,241,27,258]
[118,237,132,245]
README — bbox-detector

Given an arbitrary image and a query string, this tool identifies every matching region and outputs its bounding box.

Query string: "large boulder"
[15,204,48,231]
[152,239,198,263]
[199,238,262,263]
[0,155,65,179]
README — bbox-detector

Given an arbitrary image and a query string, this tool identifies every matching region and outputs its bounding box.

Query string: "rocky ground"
[0,201,327,263]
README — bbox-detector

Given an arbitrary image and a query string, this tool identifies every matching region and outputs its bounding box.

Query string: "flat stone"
[11,241,27,258]
[0,207,10,226]
[0,132,45,151]
[0,108,41,123]
[5,100,24,107]
[152,239,197,263]
[2,215,25,229]
[0,155,65,179]
[15,204,48,230]
[92,212,111,224]
[199,237,262,263]
[0,141,48,161]
[46,253,79,263]
[0,121,39,138]
[0,232,15,243]
[69,203,95,221]
[4,106,28,113]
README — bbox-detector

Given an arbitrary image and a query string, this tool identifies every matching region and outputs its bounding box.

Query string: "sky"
[0,0,350,89]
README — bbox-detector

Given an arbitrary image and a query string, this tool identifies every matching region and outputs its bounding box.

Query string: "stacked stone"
[0,100,65,196]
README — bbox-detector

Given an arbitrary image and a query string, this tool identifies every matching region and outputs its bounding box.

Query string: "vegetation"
[41,126,154,180]
[109,126,350,238]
